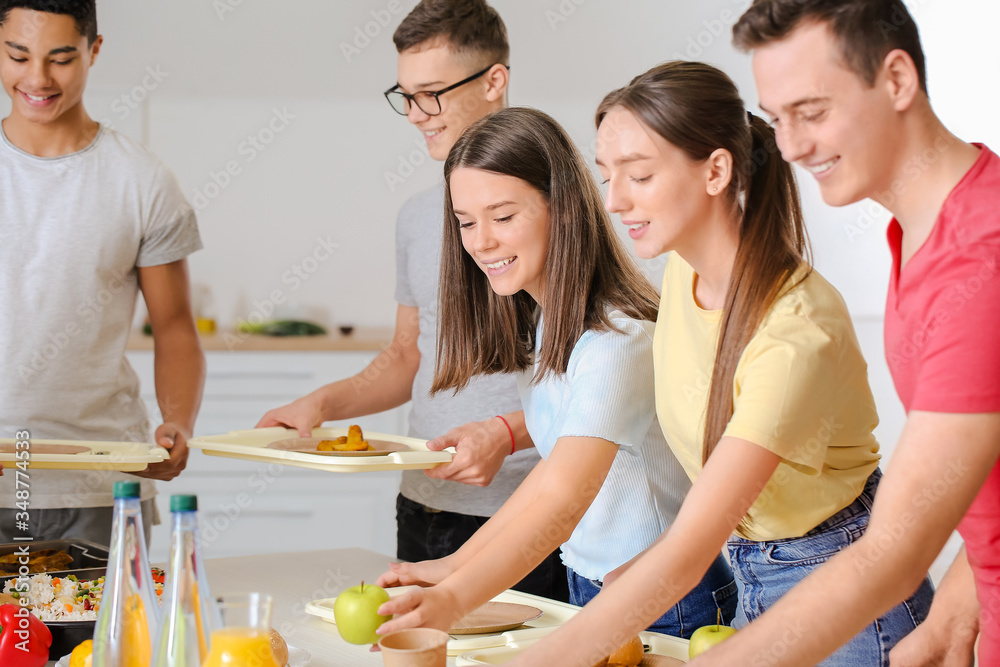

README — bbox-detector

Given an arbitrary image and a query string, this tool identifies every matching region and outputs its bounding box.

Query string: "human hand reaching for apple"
[376,557,454,589]
[374,585,465,636]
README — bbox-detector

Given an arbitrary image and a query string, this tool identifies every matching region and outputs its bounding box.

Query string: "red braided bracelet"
[496,415,516,456]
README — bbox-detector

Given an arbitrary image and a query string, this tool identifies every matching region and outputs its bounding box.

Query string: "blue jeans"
[727,470,935,666]
[567,552,737,638]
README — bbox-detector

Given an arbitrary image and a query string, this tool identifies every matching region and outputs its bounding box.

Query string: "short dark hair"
[393,0,509,68]
[0,0,98,45]
[733,0,927,93]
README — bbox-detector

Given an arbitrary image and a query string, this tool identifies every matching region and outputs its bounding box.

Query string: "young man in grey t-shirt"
[0,0,204,544]
[258,0,567,601]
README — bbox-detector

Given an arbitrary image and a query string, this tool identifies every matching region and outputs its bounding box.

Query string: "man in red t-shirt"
[680,2,1000,666]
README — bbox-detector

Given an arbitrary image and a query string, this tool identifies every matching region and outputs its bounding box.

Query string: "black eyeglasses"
[384,64,509,116]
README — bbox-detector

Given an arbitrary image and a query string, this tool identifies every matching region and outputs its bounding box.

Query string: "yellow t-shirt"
[654,254,881,541]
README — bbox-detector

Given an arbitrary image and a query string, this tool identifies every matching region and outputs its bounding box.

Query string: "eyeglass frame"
[383,64,509,116]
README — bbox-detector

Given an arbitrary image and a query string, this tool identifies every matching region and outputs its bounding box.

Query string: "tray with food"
[189,425,453,473]
[0,539,109,577]
[0,438,168,471]
[455,630,689,665]
[0,566,165,661]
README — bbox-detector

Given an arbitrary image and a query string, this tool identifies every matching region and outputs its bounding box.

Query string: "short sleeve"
[910,254,1000,412]
[724,315,842,473]
[394,204,416,307]
[560,320,656,449]
[136,164,202,267]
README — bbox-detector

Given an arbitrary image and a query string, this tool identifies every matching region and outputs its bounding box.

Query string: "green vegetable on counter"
[236,319,327,337]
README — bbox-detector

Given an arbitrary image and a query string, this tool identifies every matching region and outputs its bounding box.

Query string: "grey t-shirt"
[395,184,539,516]
[0,123,202,509]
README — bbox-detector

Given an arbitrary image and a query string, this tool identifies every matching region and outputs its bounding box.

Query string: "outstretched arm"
[376,435,621,634]
[687,411,1000,666]
[256,304,421,434]
[508,436,781,667]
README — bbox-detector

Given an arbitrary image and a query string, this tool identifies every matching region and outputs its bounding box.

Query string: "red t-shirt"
[884,143,1000,658]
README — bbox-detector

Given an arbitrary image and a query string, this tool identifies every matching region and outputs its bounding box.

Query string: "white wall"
[4,0,996,576]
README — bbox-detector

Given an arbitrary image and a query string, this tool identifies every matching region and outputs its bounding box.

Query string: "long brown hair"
[432,107,659,394]
[596,61,811,465]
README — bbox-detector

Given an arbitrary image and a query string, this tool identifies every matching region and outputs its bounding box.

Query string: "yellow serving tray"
[456,628,689,665]
[188,426,453,473]
[0,438,168,471]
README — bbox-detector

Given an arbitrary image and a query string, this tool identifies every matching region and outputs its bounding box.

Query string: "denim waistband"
[729,467,882,545]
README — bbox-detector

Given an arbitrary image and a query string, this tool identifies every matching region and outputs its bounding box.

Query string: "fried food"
[317,425,372,452]
[270,628,289,666]
[0,548,74,574]
[607,636,645,665]
[592,636,644,667]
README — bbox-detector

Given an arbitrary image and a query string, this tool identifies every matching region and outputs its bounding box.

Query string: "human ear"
[705,148,733,196]
[484,63,509,103]
[88,34,103,66]
[882,48,920,112]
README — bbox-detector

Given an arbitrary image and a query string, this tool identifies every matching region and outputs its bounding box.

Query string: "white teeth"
[805,158,838,174]
[628,223,649,231]
[486,258,514,269]
[425,128,444,137]
[26,93,53,102]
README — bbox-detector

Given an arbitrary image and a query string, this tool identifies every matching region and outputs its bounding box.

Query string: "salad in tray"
[2,568,165,622]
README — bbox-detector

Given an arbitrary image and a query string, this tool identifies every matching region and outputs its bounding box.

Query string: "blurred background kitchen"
[5,0,995,575]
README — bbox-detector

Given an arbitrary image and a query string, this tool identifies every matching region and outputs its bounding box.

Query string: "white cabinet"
[125,350,409,563]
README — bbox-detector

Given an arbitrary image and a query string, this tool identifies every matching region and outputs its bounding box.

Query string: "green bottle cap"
[170,495,198,512]
[113,481,141,498]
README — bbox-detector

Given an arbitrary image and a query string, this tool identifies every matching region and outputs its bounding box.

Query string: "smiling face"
[752,21,900,207]
[395,40,503,161]
[0,8,100,128]
[450,167,550,303]
[596,106,714,259]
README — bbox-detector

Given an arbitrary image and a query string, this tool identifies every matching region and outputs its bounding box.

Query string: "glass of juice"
[202,593,281,667]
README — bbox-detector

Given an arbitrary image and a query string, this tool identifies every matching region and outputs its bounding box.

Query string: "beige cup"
[378,628,449,667]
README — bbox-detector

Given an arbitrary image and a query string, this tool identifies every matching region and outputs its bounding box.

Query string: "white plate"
[0,438,167,471]
[55,645,311,666]
[189,427,453,473]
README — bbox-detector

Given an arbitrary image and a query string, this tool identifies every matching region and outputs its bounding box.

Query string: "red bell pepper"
[0,603,52,667]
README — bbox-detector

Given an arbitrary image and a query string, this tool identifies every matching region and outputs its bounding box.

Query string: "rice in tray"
[3,573,105,621]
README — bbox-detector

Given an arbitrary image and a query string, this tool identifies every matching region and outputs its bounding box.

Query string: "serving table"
[44,547,689,666]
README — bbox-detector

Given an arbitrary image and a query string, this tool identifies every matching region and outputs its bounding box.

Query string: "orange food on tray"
[317,425,372,452]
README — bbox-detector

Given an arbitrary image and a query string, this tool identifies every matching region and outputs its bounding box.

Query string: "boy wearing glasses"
[258,0,567,602]
[666,1,999,664]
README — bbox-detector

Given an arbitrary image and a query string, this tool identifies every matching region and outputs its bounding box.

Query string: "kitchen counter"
[205,547,450,666]
[126,327,395,352]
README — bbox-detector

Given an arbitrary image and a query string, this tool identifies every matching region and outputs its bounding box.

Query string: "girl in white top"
[375,107,735,637]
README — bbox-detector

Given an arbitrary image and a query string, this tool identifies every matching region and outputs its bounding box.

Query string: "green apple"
[333,581,392,645]
[688,622,737,658]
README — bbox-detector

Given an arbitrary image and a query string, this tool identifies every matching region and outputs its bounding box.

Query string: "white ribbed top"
[518,313,690,580]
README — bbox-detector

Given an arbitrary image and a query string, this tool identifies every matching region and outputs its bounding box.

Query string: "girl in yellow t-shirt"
[509,62,933,667]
